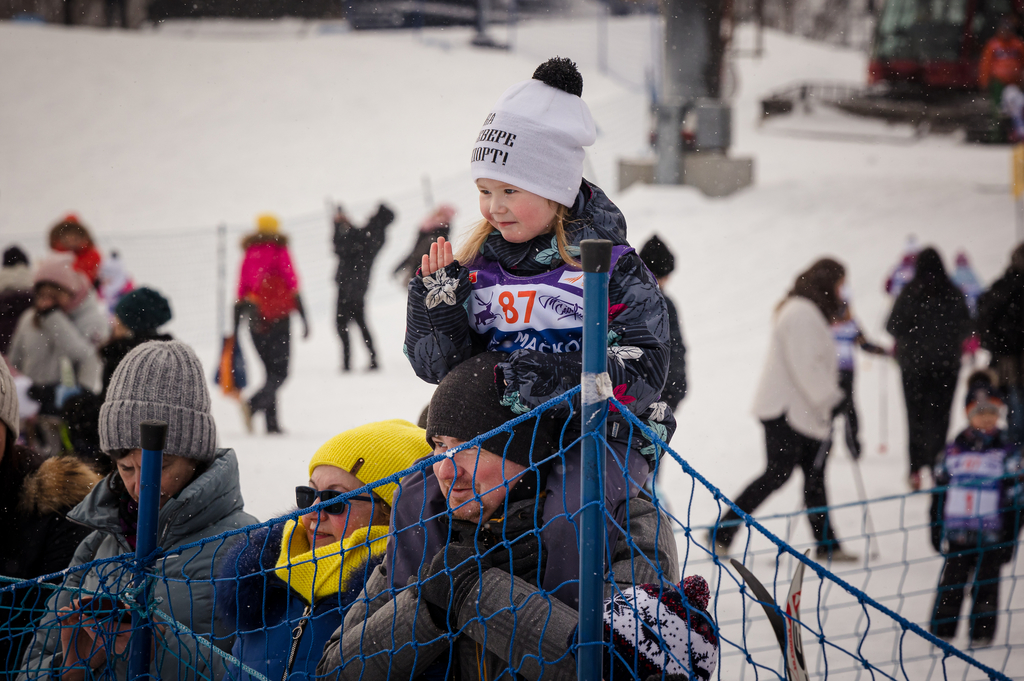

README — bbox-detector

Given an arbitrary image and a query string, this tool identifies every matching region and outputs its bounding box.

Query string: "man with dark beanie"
[979,242,1024,444]
[318,352,683,681]
[639,234,687,412]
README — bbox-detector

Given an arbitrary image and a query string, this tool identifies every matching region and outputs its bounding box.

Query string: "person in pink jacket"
[234,214,309,434]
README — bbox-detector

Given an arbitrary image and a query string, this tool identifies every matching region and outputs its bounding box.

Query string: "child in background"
[49,214,102,288]
[638,234,687,413]
[930,371,1024,646]
[831,301,888,460]
[405,58,672,479]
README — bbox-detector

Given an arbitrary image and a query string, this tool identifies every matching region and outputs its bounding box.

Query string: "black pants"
[833,369,861,458]
[931,545,1003,641]
[336,293,376,370]
[900,366,958,474]
[249,317,290,432]
[716,416,839,549]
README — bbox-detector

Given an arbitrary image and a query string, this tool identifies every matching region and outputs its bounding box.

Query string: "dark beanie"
[639,235,675,278]
[3,246,29,268]
[115,287,172,335]
[426,352,556,468]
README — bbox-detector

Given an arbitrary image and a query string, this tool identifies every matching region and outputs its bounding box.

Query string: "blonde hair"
[452,204,580,268]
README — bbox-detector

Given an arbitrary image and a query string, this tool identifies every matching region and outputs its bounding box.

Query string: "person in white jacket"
[712,259,854,563]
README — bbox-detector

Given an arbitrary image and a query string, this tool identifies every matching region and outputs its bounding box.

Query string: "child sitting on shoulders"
[930,371,1024,647]
[404,57,673,480]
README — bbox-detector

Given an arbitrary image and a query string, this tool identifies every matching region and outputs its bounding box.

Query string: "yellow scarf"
[274,520,390,604]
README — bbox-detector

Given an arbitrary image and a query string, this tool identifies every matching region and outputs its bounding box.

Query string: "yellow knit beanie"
[256,213,280,234]
[308,419,431,506]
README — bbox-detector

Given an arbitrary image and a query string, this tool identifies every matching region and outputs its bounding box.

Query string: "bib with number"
[466,245,631,354]
[944,449,1006,532]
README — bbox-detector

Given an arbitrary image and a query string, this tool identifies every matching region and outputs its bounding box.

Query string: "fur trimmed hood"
[19,455,102,516]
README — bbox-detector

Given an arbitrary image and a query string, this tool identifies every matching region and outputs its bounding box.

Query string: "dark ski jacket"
[0,447,100,678]
[662,295,687,411]
[930,427,1024,562]
[334,204,395,309]
[215,523,382,681]
[404,180,673,460]
[978,268,1024,358]
[886,277,970,375]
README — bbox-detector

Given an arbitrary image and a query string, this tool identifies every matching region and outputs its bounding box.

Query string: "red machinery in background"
[869,0,1024,91]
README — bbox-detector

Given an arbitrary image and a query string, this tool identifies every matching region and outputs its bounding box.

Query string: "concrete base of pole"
[617,152,754,197]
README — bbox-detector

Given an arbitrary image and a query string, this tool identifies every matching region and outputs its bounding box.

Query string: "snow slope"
[1,14,1019,678]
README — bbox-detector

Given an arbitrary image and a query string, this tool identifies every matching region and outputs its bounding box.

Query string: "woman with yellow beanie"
[216,419,429,680]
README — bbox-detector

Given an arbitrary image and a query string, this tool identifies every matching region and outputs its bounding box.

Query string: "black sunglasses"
[295,486,374,515]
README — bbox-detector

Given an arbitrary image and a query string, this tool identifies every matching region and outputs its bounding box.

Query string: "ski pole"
[879,358,889,454]
[849,455,880,559]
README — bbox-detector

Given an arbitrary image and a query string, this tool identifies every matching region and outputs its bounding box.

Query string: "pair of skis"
[730,553,810,681]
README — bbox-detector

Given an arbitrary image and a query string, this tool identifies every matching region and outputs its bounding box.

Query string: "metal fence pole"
[578,239,611,681]
[128,420,168,680]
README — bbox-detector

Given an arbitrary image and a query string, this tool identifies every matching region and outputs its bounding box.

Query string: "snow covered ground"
[1,13,1019,678]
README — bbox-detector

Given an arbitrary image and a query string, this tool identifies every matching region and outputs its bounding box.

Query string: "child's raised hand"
[421,237,454,277]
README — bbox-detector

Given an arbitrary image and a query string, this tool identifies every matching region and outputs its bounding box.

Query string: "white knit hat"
[471,58,597,208]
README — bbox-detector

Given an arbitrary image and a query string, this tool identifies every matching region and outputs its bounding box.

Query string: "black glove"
[419,542,484,632]
[484,504,547,584]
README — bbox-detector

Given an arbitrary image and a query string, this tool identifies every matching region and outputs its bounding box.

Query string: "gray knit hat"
[0,359,18,439]
[99,340,217,462]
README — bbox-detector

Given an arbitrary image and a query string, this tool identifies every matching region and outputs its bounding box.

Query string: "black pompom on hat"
[532,57,584,97]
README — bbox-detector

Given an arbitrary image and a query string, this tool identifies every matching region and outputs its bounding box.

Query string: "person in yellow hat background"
[233,213,309,434]
[216,419,429,681]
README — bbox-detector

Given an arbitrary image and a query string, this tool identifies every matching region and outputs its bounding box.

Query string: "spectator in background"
[31,254,110,347]
[101,287,173,393]
[886,235,919,298]
[979,18,1024,102]
[17,340,259,681]
[7,257,103,457]
[713,259,853,562]
[393,204,455,286]
[831,300,888,461]
[887,247,971,491]
[49,215,102,289]
[217,420,429,681]
[953,250,984,362]
[235,214,308,435]
[979,243,1024,445]
[639,235,687,413]
[0,358,101,679]
[930,371,1024,647]
[0,246,33,355]
[333,203,395,372]
[98,250,134,313]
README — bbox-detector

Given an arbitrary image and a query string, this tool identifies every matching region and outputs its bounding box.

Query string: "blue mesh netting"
[1,388,1020,680]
